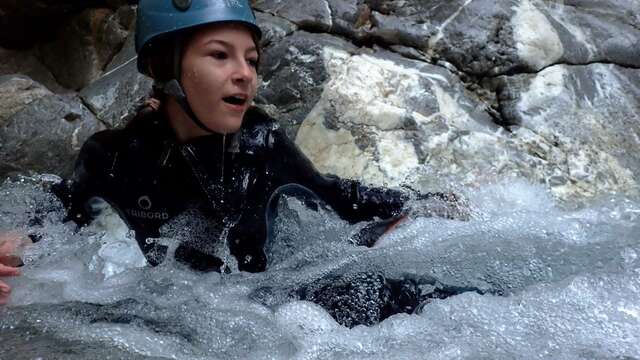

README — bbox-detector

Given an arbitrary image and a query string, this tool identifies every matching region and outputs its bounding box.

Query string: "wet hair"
[134,22,262,119]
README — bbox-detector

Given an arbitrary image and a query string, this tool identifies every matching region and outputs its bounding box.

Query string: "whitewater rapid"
[1,176,639,359]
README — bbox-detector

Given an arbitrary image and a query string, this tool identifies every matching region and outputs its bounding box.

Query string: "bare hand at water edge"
[0,263,19,305]
[0,232,31,305]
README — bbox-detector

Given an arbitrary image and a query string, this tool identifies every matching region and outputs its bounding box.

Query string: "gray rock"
[345,0,640,75]
[364,0,520,76]
[327,0,360,24]
[253,0,333,31]
[255,11,297,47]
[293,46,499,188]
[292,41,639,200]
[256,31,357,137]
[37,7,130,90]
[0,0,95,48]
[0,0,637,203]
[493,63,640,198]
[0,75,52,125]
[325,0,372,41]
[80,34,153,129]
[0,48,66,93]
[538,0,640,68]
[0,93,104,178]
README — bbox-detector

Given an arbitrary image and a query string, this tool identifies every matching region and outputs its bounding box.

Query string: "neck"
[164,97,211,143]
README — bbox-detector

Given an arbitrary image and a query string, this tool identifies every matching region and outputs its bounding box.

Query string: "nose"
[232,59,254,84]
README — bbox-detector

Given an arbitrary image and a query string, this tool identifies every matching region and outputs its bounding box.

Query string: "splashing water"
[0,176,639,359]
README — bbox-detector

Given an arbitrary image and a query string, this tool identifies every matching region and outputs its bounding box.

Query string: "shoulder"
[242,106,280,131]
[238,106,281,150]
[79,110,168,162]
[79,128,126,159]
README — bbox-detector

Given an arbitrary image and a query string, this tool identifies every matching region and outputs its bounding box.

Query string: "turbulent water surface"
[0,176,639,359]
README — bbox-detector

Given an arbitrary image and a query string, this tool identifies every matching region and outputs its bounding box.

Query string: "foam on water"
[1,176,639,359]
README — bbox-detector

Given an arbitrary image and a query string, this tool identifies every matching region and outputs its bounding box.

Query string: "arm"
[51,131,114,227]
[266,128,407,223]
[265,127,469,247]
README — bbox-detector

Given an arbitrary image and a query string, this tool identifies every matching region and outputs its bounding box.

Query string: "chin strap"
[162,79,216,134]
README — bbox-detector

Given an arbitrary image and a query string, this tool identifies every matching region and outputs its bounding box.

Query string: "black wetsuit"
[52,107,407,273]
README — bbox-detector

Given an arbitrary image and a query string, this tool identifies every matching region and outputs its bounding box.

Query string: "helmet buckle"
[173,0,192,11]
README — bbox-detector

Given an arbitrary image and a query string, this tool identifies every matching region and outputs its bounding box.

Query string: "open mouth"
[222,95,247,106]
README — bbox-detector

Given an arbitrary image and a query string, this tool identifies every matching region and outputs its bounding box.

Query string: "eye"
[210,51,228,60]
[247,58,259,68]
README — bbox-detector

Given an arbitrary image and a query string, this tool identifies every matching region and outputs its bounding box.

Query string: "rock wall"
[1,0,638,202]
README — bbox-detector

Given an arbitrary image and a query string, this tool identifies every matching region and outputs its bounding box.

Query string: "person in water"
[53,0,426,272]
[0,0,477,325]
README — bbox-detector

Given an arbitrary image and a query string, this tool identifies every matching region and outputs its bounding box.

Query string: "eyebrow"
[202,39,257,54]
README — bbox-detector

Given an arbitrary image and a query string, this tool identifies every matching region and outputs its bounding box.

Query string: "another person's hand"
[0,232,31,305]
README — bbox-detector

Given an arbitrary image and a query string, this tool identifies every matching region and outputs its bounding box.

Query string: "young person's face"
[178,23,258,137]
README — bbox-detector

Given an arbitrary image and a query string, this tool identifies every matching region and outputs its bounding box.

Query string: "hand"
[0,263,19,305]
[0,232,31,305]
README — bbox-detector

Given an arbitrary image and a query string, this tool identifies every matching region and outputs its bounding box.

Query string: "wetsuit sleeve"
[51,132,113,227]
[266,128,407,223]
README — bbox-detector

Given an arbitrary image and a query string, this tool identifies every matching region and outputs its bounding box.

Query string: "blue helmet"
[135,0,262,76]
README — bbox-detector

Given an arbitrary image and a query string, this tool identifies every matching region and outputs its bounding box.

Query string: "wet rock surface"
[37,7,133,91]
[493,64,640,198]
[0,0,133,49]
[0,92,104,178]
[80,35,153,129]
[0,75,52,124]
[256,31,358,137]
[0,48,65,93]
[1,0,639,199]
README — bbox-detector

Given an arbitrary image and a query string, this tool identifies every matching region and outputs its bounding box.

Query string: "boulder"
[256,31,358,138]
[37,7,131,90]
[254,0,384,42]
[294,47,499,189]
[253,0,332,32]
[268,0,640,76]
[255,11,297,47]
[0,48,66,93]
[80,34,153,129]
[325,0,384,42]
[0,90,105,178]
[0,0,111,48]
[492,63,640,198]
[293,43,640,200]
[0,75,52,125]
[0,0,638,203]
[536,0,640,68]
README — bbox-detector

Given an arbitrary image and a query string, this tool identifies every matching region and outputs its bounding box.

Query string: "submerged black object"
[51,107,409,272]
[296,272,486,328]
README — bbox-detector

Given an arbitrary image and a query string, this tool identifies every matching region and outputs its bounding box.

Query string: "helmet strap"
[162,79,217,134]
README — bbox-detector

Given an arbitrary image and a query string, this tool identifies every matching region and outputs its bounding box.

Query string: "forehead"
[188,23,256,49]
